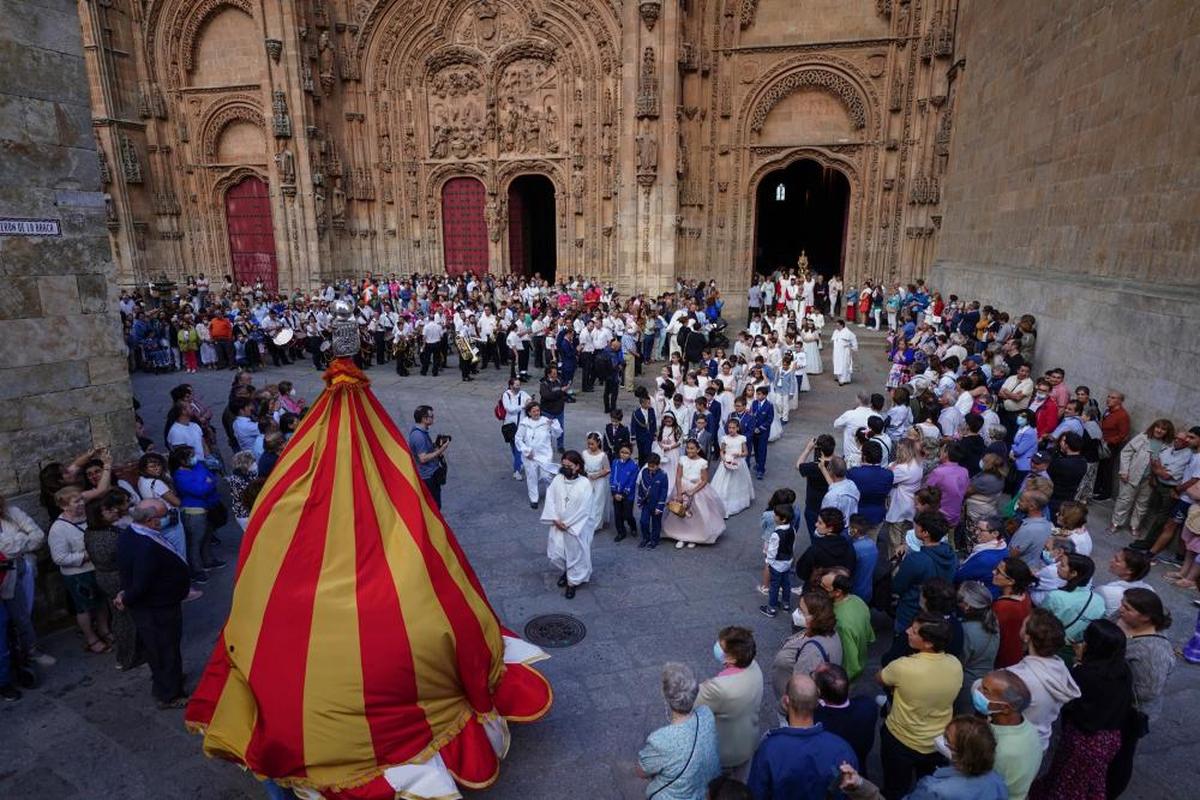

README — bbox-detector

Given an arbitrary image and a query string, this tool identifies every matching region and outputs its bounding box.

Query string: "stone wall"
[0,0,137,520]
[932,0,1200,427]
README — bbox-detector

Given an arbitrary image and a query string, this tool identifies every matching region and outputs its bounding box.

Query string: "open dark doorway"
[752,159,850,279]
[507,174,557,281]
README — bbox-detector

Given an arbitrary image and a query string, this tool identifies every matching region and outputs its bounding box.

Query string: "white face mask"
[933,734,953,761]
[791,609,807,629]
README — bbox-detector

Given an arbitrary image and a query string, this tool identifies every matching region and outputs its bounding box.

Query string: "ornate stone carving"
[202,100,264,159]
[179,0,254,74]
[639,0,661,30]
[95,132,111,186]
[266,38,282,62]
[750,69,867,133]
[272,90,292,138]
[908,174,940,205]
[340,45,361,81]
[934,105,953,156]
[740,0,760,30]
[498,58,559,154]
[636,131,658,176]
[105,194,118,230]
[636,47,659,119]
[119,134,142,184]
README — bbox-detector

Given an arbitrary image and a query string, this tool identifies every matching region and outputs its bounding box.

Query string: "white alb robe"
[541,474,595,586]
[515,416,562,503]
[831,327,859,384]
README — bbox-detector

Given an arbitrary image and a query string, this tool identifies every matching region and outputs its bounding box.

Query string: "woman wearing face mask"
[696,627,763,779]
[838,715,1008,800]
[169,445,225,587]
[1028,620,1133,800]
[954,582,1000,715]
[770,591,843,725]
[540,450,594,599]
[1028,380,1059,441]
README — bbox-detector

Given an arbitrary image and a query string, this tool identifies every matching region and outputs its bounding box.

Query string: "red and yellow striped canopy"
[185,360,552,796]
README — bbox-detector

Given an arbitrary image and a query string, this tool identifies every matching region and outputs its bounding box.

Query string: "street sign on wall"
[0,217,62,237]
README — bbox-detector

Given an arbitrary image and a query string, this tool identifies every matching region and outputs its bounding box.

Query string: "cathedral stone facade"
[85,0,959,298]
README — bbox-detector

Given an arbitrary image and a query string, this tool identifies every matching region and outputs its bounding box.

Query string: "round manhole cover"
[524,613,587,648]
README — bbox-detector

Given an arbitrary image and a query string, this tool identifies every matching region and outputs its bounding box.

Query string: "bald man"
[747,674,858,799]
[116,499,192,709]
[975,670,1040,800]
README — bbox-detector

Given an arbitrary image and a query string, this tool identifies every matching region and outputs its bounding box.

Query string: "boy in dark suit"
[602,409,632,461]
[750,386,775,480]
[609,444,639,542]
[631,390,657,467]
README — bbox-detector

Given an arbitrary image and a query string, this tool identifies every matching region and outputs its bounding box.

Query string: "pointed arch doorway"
[507,174,556,281]
[752,159,850,279]
[225,175,278,290]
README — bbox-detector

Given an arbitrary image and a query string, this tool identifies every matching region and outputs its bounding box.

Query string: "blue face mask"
[1041,549,1056,565]
[905,528,923,552]
[972,686,993,716]
[1016,416,1028,427]
[713,641,726,664]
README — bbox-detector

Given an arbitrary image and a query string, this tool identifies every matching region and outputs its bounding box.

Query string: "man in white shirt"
[167,406,208,456]
[833,394,880,468]
[419,316,444,376]
[477,308,499,370]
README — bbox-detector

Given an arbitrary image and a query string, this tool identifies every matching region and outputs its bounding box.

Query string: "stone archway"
[752,159,851,279]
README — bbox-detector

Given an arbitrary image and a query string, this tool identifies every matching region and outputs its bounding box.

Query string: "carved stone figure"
[318,32,336,94]
[636,132,658,173]
[119,133,142,184]
[796,250,808,271]
[272,90,292,138]
[331,177,346,223]
[275,148,296,185]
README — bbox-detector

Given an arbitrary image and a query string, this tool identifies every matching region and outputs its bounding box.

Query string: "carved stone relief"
[498,58,559,154]
[636,47,659,119]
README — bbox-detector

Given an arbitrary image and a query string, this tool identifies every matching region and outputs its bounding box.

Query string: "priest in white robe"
[515,401,563,507]
[540,450,595,598]
[830,320,859,385]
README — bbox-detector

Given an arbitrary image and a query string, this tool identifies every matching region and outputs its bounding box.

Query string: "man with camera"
[408,405,451,508]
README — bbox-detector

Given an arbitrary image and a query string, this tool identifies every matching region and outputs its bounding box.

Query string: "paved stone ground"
[4,331,1198,799]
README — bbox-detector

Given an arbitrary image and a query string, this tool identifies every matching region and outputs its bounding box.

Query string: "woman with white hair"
[636,662,721,799]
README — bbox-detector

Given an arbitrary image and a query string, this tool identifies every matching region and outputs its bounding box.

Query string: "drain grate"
[524,613,587,648]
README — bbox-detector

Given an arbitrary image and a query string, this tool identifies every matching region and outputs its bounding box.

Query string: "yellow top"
[880,651,963,753]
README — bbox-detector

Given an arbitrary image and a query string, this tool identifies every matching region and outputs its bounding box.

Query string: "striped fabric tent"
[185,359,552,798]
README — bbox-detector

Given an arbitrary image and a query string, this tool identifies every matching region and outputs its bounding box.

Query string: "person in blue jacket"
[750,387,775,480]
[747,673,858,800]
[636,453,669,549]
[882,510,958,667]
[168,444,225,583]
[632,390,658,467]
[609,444,639,542]
[953,515,1007,597]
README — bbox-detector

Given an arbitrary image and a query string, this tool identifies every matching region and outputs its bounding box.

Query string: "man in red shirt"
[1093,390,1131,501]
[209,314,234,369]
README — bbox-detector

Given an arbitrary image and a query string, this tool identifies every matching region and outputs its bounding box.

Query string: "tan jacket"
[696,660,764,768]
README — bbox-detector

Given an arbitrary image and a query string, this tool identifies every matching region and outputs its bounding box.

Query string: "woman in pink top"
[925,441,970,527]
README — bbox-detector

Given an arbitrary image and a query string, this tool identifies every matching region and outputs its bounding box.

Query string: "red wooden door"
[507,182,526,275]
[441,177,488,275]
[225,176,278,291]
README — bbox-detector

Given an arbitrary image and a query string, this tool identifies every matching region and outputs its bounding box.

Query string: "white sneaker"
[513,471,522,480]
[30,650,56,667]
[675,541,685,549]
[184,588,204,603]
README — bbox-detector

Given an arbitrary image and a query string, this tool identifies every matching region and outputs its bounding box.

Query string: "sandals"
[85,640,111,654]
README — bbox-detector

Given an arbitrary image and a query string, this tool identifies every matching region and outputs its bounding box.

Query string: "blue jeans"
[510,440,523,472]
[182,510,212,577]
[640,509,662,545]
[547,410,565,450]
[768,565,791,610]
